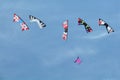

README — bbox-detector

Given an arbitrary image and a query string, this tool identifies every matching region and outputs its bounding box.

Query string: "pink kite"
[74,57,81,64]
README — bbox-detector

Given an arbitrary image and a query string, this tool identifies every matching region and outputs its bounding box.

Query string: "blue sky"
[0,0,120,80]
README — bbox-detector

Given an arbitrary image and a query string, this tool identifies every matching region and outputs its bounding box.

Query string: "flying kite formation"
[13,14,115,41]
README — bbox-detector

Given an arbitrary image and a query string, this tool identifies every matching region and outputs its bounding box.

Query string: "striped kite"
[99,18,114,33]
[78,18,92,33]
[29,15,46,29]
[62,20,68,40]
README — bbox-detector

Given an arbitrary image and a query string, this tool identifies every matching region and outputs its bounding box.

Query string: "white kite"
[29,15,46,29]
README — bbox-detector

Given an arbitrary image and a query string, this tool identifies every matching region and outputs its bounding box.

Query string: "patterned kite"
[13,13,29,31]
[74,57,81,64]
[62,20,68,40]
[29,15,46,29]
[78,18,92,33]
[99,18,114,33]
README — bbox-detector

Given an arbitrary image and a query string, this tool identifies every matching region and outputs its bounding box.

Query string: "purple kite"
[74,57,81,64]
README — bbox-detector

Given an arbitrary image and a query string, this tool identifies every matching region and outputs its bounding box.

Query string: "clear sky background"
[0,0,120,80]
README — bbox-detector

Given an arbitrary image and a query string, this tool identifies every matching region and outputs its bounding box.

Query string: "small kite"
[13,13,29,31]
[29,15,46,29]
[62,20,68,40]
[78,18,93,33]
[74,57,81,64]
[99,18,114,33]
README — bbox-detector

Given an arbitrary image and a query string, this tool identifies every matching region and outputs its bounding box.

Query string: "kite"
[78,18,93,33]
[74,57,81,64]
[62,20,68,40]
[29,15,46,29]
[13,13,29,31]
[99,18,114,33]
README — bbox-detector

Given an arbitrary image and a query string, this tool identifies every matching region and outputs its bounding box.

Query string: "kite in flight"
[29,15,46,29]
[99,18,114,33]
[13,13,29,31]
[78,18,93,33]
[74,57,81,64]
[62,20,68,40]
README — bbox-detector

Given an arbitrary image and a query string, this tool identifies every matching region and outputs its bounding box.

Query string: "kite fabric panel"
[74,57,81,64]
[13,13,29,31]
[99,18,114,33]
[62,20,68,40]
[78,18,93,33]
[29,15,46,29]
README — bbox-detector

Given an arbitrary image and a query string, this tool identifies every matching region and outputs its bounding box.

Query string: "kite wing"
[29,15,46,29]
[78,18,92,33]
[74,57,81,64]
[62,20,68,40]
[99,18,114,33]
[13,13,29,31]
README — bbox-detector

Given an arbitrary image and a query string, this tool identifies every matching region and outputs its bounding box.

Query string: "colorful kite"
[29,15,46,29]
[74,57,81,64]
[13,13,29,31]
[99,18,114,33]
[62,20,68,40]
[78,18,93,33]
